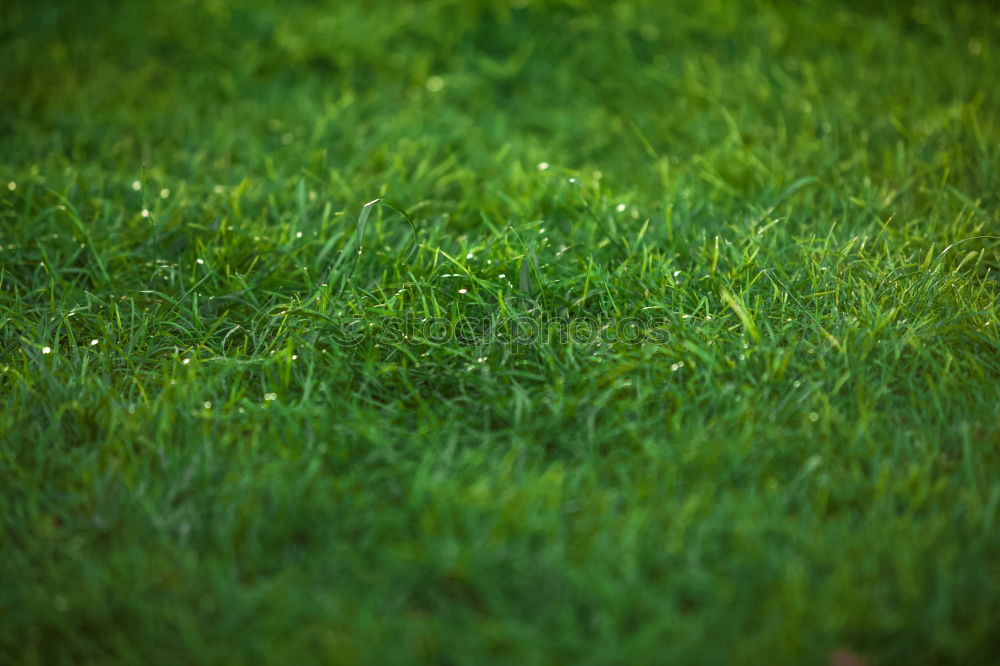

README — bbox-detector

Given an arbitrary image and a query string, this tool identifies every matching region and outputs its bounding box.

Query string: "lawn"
[2,1,999,664]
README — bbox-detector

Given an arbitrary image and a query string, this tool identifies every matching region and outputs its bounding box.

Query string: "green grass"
[2,1,1000,664]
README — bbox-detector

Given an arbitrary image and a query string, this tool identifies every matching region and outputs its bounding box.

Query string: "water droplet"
[458,288,468,294]
[7,181,16,191]
[141,209,150,218]
[159,188,170,198]
[131,180,141,191]
[90,339,99,346]
[42,346,51,354]
[537,162,550,171]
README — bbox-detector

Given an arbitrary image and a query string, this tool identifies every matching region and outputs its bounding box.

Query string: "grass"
[2,1,999,664]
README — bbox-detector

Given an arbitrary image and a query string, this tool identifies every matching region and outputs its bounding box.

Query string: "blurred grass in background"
[5,0,997,214]
[1,1,999,664]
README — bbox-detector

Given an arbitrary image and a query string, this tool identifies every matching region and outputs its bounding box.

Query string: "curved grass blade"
[334,198,419,297]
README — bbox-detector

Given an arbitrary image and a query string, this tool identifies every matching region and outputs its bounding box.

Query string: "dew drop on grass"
[42,346,51,354]
[7,181,16,191]
[203,401,212,410]
[90,339,99,346]
[159,188,170,198]
[141,209,150,218]
[131,180,141,191]
[537,162,550,171]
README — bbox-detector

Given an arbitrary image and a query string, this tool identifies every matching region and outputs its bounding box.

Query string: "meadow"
[1,1,999,664]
